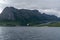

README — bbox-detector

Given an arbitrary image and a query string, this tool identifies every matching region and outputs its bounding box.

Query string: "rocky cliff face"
[0,7,59,24]
[0,7,16,20]
[0,7,41,22]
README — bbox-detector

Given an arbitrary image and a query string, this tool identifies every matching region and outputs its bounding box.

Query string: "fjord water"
[0,27,60,40]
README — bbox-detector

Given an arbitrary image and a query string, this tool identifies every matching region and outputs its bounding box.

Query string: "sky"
[0,0,60,17]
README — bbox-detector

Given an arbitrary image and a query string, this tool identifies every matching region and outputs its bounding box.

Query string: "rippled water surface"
[0,27,60,40]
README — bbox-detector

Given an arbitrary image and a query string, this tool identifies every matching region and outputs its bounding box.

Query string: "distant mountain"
[0,7,59,26]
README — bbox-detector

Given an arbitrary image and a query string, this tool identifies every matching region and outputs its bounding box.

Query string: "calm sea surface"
[0,27,60,40]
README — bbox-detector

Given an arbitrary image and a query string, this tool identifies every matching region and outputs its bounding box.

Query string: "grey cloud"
[0,0,60,16]
[4,0,59,9]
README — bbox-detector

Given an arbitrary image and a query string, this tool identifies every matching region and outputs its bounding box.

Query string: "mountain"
[0,7,59,26]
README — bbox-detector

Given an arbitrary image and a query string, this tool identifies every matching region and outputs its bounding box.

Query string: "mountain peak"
[0,7,59,25]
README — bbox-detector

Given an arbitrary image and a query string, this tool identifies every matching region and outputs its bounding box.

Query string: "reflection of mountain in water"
[0,7,60,26]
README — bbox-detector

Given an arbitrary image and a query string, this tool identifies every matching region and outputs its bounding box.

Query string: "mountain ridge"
[0,7,59,26]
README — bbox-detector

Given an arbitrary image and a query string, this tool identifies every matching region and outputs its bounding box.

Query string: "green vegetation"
[0,20,60,27]
[0,21,20,26]
[36,22,60,27]
[0,20,39,26]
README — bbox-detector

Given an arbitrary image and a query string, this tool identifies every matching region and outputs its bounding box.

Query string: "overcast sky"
[0,0,60,17]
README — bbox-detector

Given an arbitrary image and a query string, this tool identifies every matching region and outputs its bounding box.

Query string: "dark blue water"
[0,27,60,40]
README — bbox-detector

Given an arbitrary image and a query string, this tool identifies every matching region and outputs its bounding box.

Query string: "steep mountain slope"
[0,7,59,26]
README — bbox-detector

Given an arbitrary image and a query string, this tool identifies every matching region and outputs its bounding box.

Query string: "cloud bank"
[0,0,60,17]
